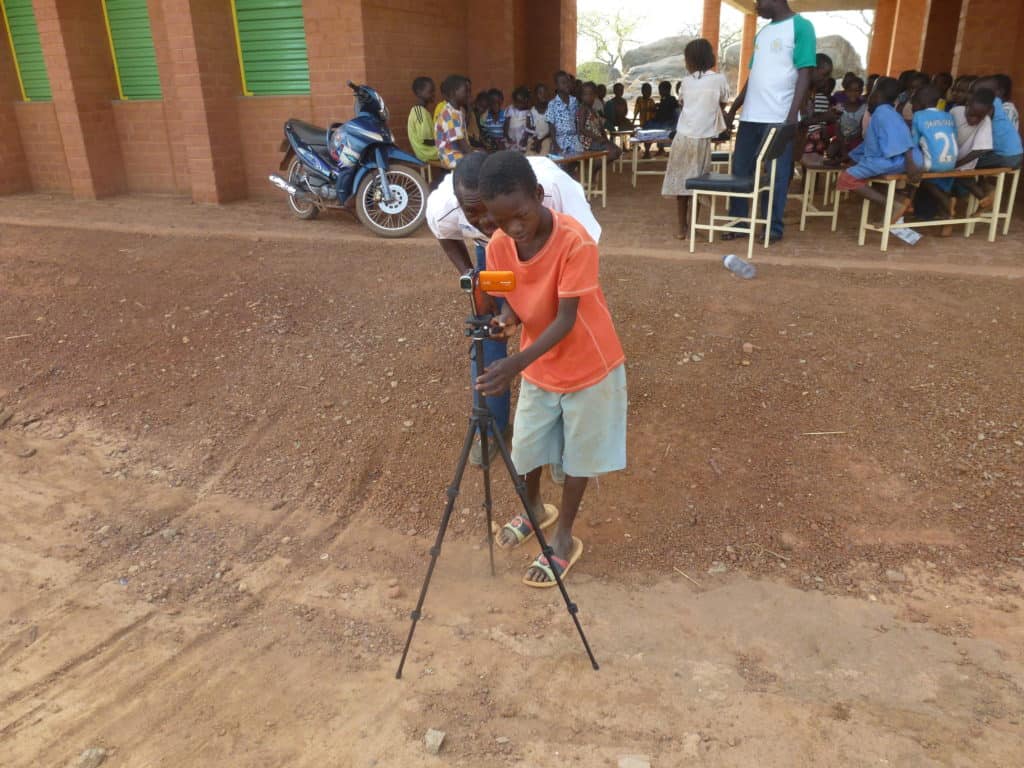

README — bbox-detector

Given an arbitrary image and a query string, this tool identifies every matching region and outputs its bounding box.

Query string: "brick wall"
[359,0,468,149]
[305,0,368,128]
[921,0,963,74]
[13,101,71,192]
[111,101,177,193]
[237,95,313,199]
[954,0,1023,78]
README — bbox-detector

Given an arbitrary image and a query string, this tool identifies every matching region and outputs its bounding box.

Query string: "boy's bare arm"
[476,297,579,396]
[787,69,814,125]
[440,239,473,273]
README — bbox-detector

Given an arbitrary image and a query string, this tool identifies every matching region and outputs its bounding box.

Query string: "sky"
[577,0,873,67]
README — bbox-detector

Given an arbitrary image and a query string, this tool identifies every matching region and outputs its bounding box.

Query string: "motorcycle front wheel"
[354,165,428,238]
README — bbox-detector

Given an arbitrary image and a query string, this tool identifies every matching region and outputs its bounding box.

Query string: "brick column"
[559,0,576,75]
[888,0,930,75]
[157,0,245,203]
[739,12,756,89]
[34,0,126,199]
[953,0,1023,77]
[523,0,574,88]
[702,0,721,56]
[147,0,191,194]
[304,0,366,127]
[868,0,897,74]
[0,9,30,194]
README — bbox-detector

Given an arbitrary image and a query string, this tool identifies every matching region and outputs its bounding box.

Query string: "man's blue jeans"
[470,244,510,433]
[728,121,795,239]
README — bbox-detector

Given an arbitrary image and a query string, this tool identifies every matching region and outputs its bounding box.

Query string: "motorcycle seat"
[286,119,329,148]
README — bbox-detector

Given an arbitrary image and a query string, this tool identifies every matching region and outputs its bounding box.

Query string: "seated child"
[577,82,622,161]
[646,80,680,130]
[901,71,930,121]
[480,89,508,150]
[530,83,551,155]
[838,76,923,224]
[932,72,954,111]
[603,83,631,132]
[947,75,977,110]
[504,86,534,152]
[992,74,1019,131]
[407,76,439,163]
[972,78,1023,169]
[477,151,627,588]
[826,75,867,163]
[633,83,658,158]
[910,84,959,231]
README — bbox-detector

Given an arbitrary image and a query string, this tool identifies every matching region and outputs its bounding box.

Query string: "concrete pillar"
[0,9,30,194]
[921,0,962,74]
[304,0,366,127]
[34,0,126,199]
[157,0,245,204]
[702,0,721,55]
[868,0,897,74]
[888,0,930,75]
[739,12,756,89]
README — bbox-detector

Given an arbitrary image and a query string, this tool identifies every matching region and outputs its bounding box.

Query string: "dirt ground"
[1,193,1023,767]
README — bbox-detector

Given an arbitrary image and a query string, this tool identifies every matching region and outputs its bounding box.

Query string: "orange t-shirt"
[486,211,625,393]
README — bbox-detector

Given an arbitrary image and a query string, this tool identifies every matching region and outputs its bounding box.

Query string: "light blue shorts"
[511,365,627,478]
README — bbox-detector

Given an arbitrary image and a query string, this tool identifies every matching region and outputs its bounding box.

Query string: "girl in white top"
[530,83,552,154]
[504,86,535,151]
[662,38,730,239]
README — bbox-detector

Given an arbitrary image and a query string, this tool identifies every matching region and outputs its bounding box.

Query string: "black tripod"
[395,279,599,678]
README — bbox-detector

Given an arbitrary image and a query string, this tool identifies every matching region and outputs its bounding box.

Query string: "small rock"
[271,500,287,511]
[17,447,37,459]
[690,353,703,362]
[97,525,111,537]
[403,420,414,428]
[779,532,799,551]
[237,582,249,593]
[406,528,418,537]
[75,747,107,768]
[708,561,728,575]
[424,728,446,755]
[159,527,177,541]
[387,578,399,588]
[281,536,291,545]
[495,737,511,745]
[885,569,907,584]
[387,585,402,599]
[742,342,755,354]
[618,755,651,768]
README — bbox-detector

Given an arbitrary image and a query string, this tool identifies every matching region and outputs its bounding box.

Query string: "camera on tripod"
[459,269,516,294]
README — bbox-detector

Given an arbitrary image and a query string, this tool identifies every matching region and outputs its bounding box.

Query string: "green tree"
[577,60,615,84]
[578,9,643,72]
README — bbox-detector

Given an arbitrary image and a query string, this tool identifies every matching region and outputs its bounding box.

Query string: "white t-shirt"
[951,106,993,170]
[676,71,730,139]
[531,106,550,139]
[426,156,602,246]
[741,14,817,124]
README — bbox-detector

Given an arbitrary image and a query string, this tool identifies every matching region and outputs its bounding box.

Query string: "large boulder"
[576,60,622,84]
[622,35,693,71]
[817,35,863,78]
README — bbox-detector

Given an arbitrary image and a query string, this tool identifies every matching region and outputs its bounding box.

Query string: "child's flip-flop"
[494,504,559,550]
[523,537,584,589]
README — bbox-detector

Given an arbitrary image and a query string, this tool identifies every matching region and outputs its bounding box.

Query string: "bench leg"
[858,197,870,247]
[880,181,895,252]
[631,144,638,188]
[1004,170,1020,236]
[800,170,811,232]
[830,171,841,232]
[988,171,1006,242]
[690,192,699,253]
[709,194,717,245]
[601,155,607,209]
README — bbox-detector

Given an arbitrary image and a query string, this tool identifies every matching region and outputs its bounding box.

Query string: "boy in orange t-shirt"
[476,151,627,588]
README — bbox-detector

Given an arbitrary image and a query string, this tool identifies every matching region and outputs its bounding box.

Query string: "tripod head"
[460,269,515,340]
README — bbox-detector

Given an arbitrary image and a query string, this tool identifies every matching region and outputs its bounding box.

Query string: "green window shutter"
[1,0,52,101]
[104,0,162,100]
[233,0,310,96]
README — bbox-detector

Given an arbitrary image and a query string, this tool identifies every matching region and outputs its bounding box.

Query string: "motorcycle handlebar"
[347,81,359,90]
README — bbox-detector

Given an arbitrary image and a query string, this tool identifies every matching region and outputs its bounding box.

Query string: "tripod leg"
[489,428,600,671]
[396,416,479,679]
[479,420,496,577]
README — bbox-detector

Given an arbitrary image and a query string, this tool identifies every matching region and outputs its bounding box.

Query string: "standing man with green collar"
[724,0,817,245]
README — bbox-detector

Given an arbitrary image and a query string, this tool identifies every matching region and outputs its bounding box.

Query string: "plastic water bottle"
[722,254,757,279]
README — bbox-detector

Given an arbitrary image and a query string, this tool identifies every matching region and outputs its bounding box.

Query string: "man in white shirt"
[724,0,817,243]
[426,153,601,465]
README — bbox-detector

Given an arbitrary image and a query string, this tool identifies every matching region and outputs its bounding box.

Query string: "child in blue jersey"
[838,76,923,224]
[911,84,959,233]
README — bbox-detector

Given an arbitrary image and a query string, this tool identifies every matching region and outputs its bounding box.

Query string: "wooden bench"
[858,167,1013,251]
[420,160,446,185]
[629,136,732,187]
[550,150,609,209]
[609,129,634,174]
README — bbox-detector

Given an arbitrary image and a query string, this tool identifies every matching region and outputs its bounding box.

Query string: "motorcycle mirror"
[347,81,359,90]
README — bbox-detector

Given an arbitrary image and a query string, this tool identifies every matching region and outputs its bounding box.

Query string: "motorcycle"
[269,82,428,238]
